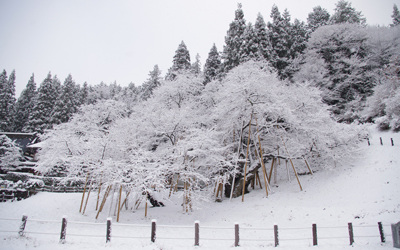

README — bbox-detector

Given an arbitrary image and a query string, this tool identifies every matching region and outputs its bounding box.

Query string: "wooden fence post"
[391,138,394,146]
[274,224,279,247]
[234,223,239,247]
[312,223,318,246]
[348,222,354,245]
[195,221,200,246]
[378,222,385,243]
[367,138,370,146]
[19,215,28,236]
[106,218,112,243]
[60,216,67,243]
[151,219,157,243]
[380,137,383,145]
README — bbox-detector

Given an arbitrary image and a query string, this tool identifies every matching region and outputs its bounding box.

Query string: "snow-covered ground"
[0,126,399,250]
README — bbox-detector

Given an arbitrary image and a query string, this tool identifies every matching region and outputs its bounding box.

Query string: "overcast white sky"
[0,0,397,97]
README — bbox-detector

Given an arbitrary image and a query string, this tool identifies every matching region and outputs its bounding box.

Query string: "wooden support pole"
[60,216,67,244]
[96,185,112,219]
[281,137,303,191]
[268,157,275,184]
[82,179,93,215]
[145,198,148,217]
[151,219,157,242]
[312,223,318,246]
[96,176,103,211]
[117,185,122,222]
[378,222,385,243]
[242,114,253,202]
[194,221,200,246]
[234,223,239,247]
[254,129,269,196]
[348,222,354,245]
[19,215,28,237]
[230,120,245,201]
[79,173,90,213]
[274,224,279,247]
[304,158,313,175]
[106,218,112,243]
[120,191,131,210]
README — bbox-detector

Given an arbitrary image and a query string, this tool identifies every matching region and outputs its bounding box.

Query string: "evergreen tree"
[141,65,162,100]
[240,23,259,62]
[26,72,58,133]
[222,3,246,72]
[191,54,202,75]
[0,70,16,131]
[330,0,366,25]
[80,82,89,105]
[307,6,331,32]
[391,4,400,27]
[166,41,191,80]
[267,6,291,79]
[254,13,272,61]
[51,74,80,125]
[203,44,222,85]
[14,74,37,132]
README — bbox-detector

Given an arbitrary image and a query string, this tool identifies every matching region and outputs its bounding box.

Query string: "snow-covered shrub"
[0,135,23,173]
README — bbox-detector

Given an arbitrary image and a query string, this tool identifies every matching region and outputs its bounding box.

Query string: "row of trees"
[1,1,400,135]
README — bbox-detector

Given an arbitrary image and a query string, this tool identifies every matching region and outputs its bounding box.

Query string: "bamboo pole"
[117,185,123,222]
[242,113,253,202]
[96,185,112,219]
[79,172,90,213]
[281,137,303,191]
[254,118,270,196]
[230,120,245,201]
[268,157,275,184]
[145,198,148,217]
[96,175,103,211]
[82,178,93,215]
[120,191,131,210]
[304,158,313,175]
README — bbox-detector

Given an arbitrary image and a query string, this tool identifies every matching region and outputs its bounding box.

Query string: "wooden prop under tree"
[242,113,253,202]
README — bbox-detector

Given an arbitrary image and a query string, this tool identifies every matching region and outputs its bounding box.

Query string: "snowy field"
[0,126,399,250]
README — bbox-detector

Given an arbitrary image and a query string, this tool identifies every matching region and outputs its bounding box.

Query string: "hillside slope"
[0,125,399,250]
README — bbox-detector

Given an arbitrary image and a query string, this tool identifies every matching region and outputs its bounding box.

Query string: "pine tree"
[267,6,291,79]
[240,23,259,62]
[222,3,246,72]
[141,65,162,100]
[80,82,89,105]
[14,74,37,132]
[254,13,272,61]
[166,41,191,80]
[191,54,202,75]
[391,4,400,27]
[26,72,59,133]
[0,70,16,131]
[51,74,80,125]
[307,6,331,32]
[330,0,366,25]
[203,44,222,85]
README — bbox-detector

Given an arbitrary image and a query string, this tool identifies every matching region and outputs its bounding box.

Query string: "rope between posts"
[68,221,105,226]
[157,224,193,229]
[111,235,148,239]
[24,231,59,236]
[0,218,20,221]
[27,219,60,224]
[240,238,275,242]
[113,223,151,228]
[241,226,274,231]
[0,230,19,233]
[157,237,193,240]
[67,233,105,238]
[198,226,232,230]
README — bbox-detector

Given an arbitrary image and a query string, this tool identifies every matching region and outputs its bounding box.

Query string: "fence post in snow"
[312,223,318,246]
[19,215,28,236]
[378,222,385,243]
[194,221,200,246]
[367,138,370,146]
[234,223,239,247]
[348,222,354,245]
[391,138,394,146]
[274,224,279,247]
[59,216,67,244]
[106,218,112,243]
[380,137,383,145]
[151,219,157,243]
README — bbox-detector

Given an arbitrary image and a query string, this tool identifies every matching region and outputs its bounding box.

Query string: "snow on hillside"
[0,125,399,250]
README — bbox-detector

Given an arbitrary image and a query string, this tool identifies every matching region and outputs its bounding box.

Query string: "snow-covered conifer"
[14,74,37,132]
[166,41,191,80]
[391,4,400,27]
[203,44,222,85]
[0,70,16,132]
[330,0,366,25]
[307,6,330,32]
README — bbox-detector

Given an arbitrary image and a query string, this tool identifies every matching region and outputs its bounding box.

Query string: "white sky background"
[0,0,397,97]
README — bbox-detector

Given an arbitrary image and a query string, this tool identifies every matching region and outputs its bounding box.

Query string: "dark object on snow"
[146,192,164,207]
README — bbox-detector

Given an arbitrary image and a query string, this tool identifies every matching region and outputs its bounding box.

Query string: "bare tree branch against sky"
[0,0,395,97]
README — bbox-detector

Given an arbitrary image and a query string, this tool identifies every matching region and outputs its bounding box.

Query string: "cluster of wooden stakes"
[214,113,314,202]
